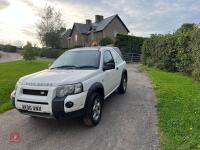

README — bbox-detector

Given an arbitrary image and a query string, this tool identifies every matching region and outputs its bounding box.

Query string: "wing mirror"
[103,62,115,71]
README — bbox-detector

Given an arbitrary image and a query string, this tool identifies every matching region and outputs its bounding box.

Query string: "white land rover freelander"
[11,47,128,126]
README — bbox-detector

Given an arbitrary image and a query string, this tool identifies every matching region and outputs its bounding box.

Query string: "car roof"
[66,47,124,60]
[68,47,114,52]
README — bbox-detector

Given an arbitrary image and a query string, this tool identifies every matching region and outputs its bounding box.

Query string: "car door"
[102,50,116,96]
[110,49,124,87]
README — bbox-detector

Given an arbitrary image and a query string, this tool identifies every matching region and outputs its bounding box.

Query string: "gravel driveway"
[0,64,159,150]
[0,51,22,63]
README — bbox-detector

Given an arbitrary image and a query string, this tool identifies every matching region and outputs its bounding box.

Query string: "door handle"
[116,67,119,70]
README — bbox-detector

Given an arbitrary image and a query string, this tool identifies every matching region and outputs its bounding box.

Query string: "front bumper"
[11,90,88,119]
[52,92,87,119]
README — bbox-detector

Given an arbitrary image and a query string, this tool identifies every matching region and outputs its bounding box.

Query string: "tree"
[22,42,36,60]
[37,5,64,48]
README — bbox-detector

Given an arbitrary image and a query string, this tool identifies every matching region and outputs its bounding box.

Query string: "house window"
[75,34,78,42]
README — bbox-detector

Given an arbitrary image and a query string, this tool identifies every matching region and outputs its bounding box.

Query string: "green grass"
[0,60,52,113]
[143,66,200,150]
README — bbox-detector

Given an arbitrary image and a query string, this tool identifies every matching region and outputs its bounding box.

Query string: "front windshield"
[50,50,100,70]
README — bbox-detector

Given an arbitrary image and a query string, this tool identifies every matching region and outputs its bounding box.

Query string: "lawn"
[0,60,52,113]
[143,66,200,150]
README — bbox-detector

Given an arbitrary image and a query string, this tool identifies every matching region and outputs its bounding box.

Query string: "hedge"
[0,44,17,52]
[142,34,177,71]
[22,47,66,60]
[99,37,113,46]
[39,48,65,58]
[115,34,147,54]
[191,29,200,80]
[141,23,200,80]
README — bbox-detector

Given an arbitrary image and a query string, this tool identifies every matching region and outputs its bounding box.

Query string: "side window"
[103,50,114,65]
[111,50,124,65]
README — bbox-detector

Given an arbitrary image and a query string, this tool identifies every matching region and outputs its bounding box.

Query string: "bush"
[22,42,36,60]
[99,37,113,46]
[23,49,36,60]
[115,34,146,54]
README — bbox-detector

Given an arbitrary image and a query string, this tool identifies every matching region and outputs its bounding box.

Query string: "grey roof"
[71,14,129,36]
[74,23,91,34]
[61,29,71,37]
[94,15,116,32]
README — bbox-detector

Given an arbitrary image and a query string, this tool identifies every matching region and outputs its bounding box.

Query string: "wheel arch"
[122,69,128,81]
[85,82,105,108]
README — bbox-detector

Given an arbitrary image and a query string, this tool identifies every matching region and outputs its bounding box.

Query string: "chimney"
[86,19,92,25]
[95,15,104,23]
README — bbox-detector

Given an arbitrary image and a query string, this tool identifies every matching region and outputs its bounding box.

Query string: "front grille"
[23,89,48,96]
[17,100,48,105]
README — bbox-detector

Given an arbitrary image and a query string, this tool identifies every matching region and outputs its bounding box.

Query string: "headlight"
[56,83,83,97]
[14,83,19,94]
[15,84,18,91]
[11,83,19,98]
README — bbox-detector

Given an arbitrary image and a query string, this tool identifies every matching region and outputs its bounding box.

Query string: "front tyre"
[83,92,103,126]
[118,74,127,94]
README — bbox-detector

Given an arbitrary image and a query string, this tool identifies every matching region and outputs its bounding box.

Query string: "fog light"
[65,101,73,108]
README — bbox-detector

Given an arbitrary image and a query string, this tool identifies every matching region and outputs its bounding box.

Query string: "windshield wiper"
[76,66,98,69]
[50,65,77,70]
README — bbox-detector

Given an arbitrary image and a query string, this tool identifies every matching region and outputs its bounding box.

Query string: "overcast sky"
[0,0,200,46]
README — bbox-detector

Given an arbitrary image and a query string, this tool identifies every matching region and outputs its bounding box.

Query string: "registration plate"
[22,104,42,112]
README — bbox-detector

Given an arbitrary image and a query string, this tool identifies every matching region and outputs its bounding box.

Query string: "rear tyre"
[83,92,103,126]
[118,74,127,94]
